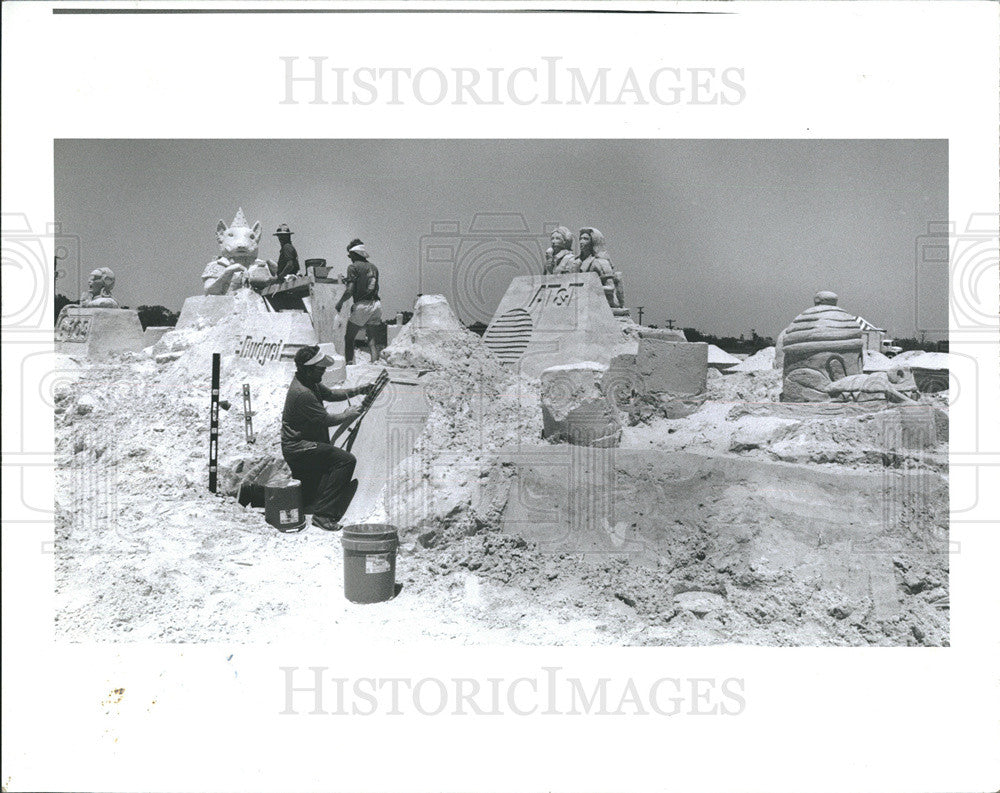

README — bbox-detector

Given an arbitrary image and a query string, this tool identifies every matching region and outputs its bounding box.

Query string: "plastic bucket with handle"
[341,524,398,603]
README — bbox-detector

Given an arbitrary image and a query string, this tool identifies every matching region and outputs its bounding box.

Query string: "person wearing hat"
[273,223,301,281]
[335,238,384,364]
[281,345,370,531]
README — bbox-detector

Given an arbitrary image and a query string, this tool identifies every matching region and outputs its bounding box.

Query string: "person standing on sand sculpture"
[80,267,119,308]
[335,239,384,365]
[271,223,301,281]
[544,226,576,274]
[281,345,371,532]
[575,227,624,308]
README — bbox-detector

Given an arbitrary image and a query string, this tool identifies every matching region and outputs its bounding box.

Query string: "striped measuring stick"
[209,353,220,492]
[242,383,256,444]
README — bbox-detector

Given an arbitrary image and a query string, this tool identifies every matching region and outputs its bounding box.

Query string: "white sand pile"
[862,349,894,371]
[729,346,775,372]
[383,294,503,373]
[890,350,925,365]
[907,352,951,370]
[707,344,741,370]
[376,296,542,528]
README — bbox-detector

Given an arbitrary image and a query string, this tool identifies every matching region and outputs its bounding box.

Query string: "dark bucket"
[265,479,305,533]
[341,524,399,604]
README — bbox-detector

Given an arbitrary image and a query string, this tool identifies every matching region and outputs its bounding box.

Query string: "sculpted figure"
[826,368,918,405]
[202,208,274,295]
[80,267,119,308]
[780,291,864,402]
[575,227,623,308]
[544,226,577,274]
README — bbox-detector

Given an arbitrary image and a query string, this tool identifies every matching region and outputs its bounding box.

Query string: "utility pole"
[665,318,676,330]
[636,306,644,325]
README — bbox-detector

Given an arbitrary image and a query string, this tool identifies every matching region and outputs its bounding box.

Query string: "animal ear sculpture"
[251,220,262,243]
[216,219,228,243]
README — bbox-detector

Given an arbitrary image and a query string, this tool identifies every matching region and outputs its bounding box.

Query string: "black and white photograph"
[52,138,950,646]
[3,3,998,792]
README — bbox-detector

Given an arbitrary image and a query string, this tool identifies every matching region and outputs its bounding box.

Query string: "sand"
[53,312,949,646]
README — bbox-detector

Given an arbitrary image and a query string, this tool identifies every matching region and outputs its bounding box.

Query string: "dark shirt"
[345,260,379,302]
[281,374,350,454]
[276,242,300,279]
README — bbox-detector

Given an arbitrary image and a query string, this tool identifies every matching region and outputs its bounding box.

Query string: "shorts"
[349,299,382,327]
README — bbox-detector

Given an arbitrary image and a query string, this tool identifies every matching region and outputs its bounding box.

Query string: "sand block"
[636,339,708,396]
[142,326,173,348]
[540,362,622,448]
[484,272,630,378]
[499,446,946,619]
[876,405,948,449]
[637,327,687,342]
[339,378,433,525]
[306,280,349,351]
[55,306,147,358]
[176,294,268,330]
[231,312,319,366]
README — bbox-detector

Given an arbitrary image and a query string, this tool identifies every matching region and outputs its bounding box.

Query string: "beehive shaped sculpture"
[780,291,864,402]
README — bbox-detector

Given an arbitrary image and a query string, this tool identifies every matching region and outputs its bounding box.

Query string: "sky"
[55,139,947,339]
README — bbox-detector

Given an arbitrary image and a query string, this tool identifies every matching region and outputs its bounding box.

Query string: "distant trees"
[54,294,77,323]
[892,336,948,353]
[136,305,180,329]
[683,327,774,355]
[56,298,179,329]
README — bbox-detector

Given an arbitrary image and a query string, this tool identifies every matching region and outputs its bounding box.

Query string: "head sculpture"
[82,267,118,307]
[550,226,574,253]
[578,227,607,259]
[99,267,115,294]
[87,268,105,297]
[216,208,262,263]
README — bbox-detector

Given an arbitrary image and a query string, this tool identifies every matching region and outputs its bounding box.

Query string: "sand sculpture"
[202,208,275,295]
[574,227,625,309]
[80,268,119,308]
[780,291,864,402]
[544,226,576,275]
[540,362,623,447]
[826,369,918,404]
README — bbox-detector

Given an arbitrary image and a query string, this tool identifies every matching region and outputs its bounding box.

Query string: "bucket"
[341,524,399,604]
[265,479,306,533]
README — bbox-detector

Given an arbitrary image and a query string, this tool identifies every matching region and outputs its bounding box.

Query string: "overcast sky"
[55,139,946,339]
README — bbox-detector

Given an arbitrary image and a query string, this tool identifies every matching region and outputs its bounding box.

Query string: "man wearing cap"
[335,238,384,364]
[281,345,370,531]
[273,223,301,281]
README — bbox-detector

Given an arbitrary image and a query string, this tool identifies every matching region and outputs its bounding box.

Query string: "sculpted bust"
[80,267,119,308]
[575,227,623,308]
[545,226,577,275]
[202,208,274,295]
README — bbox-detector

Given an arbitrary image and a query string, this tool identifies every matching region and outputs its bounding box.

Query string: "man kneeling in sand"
[281,345,370,531]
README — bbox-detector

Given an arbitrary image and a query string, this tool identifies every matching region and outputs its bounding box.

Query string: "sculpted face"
[88,270,103,294]
[579,230,593,257]
[550,228,572,253]
[216,210,262,259]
